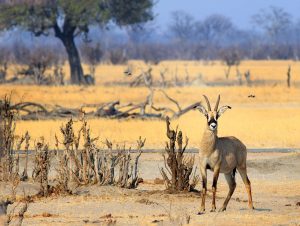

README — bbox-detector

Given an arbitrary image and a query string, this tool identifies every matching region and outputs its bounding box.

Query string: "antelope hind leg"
[238,167,254,210]
[219,170,236,212]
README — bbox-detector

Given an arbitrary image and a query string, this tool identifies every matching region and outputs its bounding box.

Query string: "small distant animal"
[195,95,254,213]
[124,66,132,76]
[248,95,255,98]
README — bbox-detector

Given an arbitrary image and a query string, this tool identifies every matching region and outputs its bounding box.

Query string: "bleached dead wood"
[0,88,200,120]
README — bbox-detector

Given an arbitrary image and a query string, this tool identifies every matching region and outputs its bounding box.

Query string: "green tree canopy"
[0,0,154,84]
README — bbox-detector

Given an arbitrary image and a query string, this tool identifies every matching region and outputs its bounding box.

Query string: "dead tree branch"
[160,116,199,192]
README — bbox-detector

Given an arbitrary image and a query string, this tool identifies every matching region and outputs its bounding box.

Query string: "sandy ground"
[0,151,300,226]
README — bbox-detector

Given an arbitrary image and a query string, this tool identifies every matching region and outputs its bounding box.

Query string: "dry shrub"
[0,45,10,83]
[54,118,145,193]
[20,132,30,181]
[220,47,241,79]
[0,96,25,183]
[32,138,51,196]
[0,96,33,208]
[81,42,103,83]
[160,116,199,192]
[103,137,145,188]
[108,48,128,65]
[15,45,65,85]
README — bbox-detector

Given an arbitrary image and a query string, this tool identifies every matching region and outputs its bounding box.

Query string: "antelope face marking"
[208,112,218,131]
[195,95,231,132]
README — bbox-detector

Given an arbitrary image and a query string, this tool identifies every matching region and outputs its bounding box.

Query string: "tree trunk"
[61,35,86,85]
[225,65,231,79]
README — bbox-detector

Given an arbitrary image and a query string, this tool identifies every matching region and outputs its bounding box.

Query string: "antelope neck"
[200,128,218,154]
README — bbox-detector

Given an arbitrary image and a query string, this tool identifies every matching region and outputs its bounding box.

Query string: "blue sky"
[155,0,300,29]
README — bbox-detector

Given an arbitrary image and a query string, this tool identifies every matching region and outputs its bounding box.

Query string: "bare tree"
[108,48,128,65]
[220,48,241,79]
[195,14,233,44]
[32,138,51,196]
[244,70,252,86]
[81,42,103,84]
[169,11,195,42]
[16,45,64,85]
[252,6,292,43]
[126,22,156,44]
[287,65,291,88]
[0,45,11,82]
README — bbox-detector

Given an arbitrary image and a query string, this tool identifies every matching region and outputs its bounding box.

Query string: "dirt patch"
[0,152,299,225]
[248,153,300,175]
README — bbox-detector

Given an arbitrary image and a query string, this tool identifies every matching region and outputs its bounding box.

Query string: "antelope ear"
[217,105,231,118]
[195,105,208,118]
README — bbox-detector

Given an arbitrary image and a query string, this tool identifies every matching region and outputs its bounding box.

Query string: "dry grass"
[6,60,300,84]
[1,60,300,149]
[86,59,300,84]
[13,107,300,149]
[0,85,299,108]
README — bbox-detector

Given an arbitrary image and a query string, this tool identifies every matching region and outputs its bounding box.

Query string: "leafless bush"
[10,41,29,65]
[221,48,241,79]
[32,138,51,196]
[21,47,55,84]
[244,70,252,86]
[0,96,32,208]
[160,116,199,192]
[52,64,65,86]
[54,118,145,192]
[12,44,65,85]
[103,137,145,188]
[20,132,30,181]
[0,96,24,182]
[130,67,153,87]
[108,48,128,65]
[0,45,11,83]
[287,65,291,88]
[137,44,164,65]
[81,42,103,82]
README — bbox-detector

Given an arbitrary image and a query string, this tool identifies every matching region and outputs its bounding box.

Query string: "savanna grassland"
[1,60,300,148]
[1,60,300,226]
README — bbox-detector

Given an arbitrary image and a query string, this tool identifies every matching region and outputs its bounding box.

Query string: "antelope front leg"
[198,167,207,214]
[211,167,220,212]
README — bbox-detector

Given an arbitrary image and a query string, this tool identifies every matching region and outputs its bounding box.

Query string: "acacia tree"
[0,0,154,84]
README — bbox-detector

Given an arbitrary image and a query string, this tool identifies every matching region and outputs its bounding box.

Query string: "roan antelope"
[195,95,254,213]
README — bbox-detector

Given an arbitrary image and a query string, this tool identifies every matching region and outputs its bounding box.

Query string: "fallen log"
[1,90,201,120]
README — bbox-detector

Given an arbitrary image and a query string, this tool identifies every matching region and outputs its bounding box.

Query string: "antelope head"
[196,95,231,131]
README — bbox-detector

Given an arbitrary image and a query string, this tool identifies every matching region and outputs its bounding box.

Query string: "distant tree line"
[0,4,300,84]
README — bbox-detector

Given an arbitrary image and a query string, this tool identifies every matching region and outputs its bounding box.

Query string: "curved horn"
[203,95,211,111]
[214,94,220,111]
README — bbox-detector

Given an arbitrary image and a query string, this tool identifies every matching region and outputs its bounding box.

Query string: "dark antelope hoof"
[197,209,205,215]
[218,207,226,212]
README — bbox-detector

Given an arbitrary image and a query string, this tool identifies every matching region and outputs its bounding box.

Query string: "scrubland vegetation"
[0,1,299,225]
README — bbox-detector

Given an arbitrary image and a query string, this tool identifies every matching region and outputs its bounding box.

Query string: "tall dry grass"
[13,107,300,149]
[1,60,300,149]
[5,60,300,84]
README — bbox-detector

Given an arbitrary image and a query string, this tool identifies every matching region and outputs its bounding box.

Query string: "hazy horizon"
[155,0,300,30]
